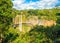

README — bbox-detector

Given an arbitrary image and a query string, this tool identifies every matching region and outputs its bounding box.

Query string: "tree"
[0,0,19,43]
[27,25,60,43]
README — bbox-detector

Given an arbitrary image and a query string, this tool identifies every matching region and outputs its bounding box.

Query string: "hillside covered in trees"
[0,0,60,43]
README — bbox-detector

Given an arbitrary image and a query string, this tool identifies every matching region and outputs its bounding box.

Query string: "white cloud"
[12,0,59,10]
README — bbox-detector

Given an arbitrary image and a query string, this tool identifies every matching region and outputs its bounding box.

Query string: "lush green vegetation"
[11,25,60,43]
[0,0,19,43]
[0,0,60,43]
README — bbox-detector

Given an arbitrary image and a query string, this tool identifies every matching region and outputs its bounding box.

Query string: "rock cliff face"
[13,15,56,32]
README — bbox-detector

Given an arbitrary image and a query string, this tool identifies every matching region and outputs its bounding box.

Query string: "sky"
[12,0,60,10]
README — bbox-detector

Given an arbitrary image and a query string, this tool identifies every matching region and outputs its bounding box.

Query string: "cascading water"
[19,15,22,32]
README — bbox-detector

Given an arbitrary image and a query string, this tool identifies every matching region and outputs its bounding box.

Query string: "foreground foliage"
[11,25,60,43]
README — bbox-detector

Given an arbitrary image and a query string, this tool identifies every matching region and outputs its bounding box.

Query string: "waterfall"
[19,15,22,32]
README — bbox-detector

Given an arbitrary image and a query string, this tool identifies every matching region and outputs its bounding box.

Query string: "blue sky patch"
[12,0,60,10]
